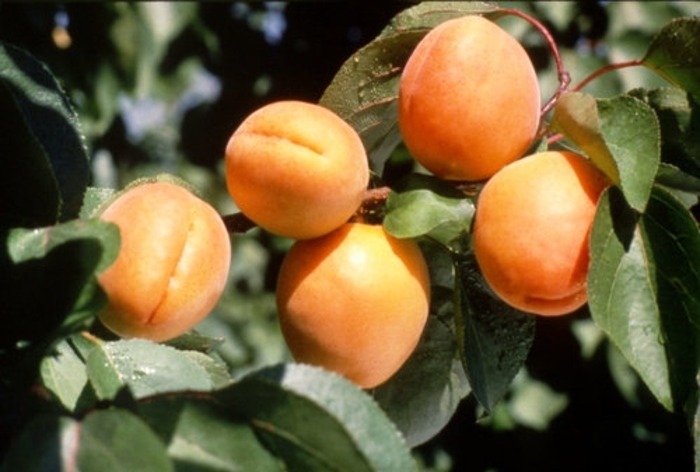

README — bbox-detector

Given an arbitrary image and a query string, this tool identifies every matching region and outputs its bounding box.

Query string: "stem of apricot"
[499,7,571,120]
[570,58,644,92]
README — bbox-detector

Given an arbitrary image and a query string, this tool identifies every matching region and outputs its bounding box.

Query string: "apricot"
[472,151,610,316]
[398,15,541,181]
[225,100,369,239]
[97,181,231,342]
[276,222,430,388]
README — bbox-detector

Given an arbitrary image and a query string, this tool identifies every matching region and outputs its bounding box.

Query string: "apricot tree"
[1,2,700,471]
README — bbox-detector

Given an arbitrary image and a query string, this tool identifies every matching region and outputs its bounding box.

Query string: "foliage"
[1,2,700,471]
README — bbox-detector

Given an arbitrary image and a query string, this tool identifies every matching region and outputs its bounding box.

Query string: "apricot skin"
[472,151,611,316]
[225,100,369,240]
[97,181,231,342]
[276,223,431,388]
[398,15,541,181]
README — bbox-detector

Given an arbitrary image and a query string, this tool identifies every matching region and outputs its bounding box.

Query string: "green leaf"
[0,414,78,472]
[319,2,500,171]
[86,339,215,400]
[628,86,700,180]
[454,254,536,413]
[372,314,470,447]
[383,173,475,245]
[138,396,283,472]
[588,186,700,411]
[0,410,173,472]
[643,17,700,103]
[551,91,660,212]
[0,42,90,225]
[80,187,118,219]
[182,351,234,390]
[40,337,89,411]
[218,363,418,472]
[0,219,119,386]
[79,409,174,472]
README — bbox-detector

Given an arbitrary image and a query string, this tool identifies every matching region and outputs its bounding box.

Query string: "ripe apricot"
[398,15,541,181]
[97,181,231,342]
[276,223,430,388]
[225,100,369,239]
[472,151,610,316]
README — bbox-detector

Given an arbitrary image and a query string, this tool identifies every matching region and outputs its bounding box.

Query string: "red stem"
[571,59,644,92]
[499,7,571,119]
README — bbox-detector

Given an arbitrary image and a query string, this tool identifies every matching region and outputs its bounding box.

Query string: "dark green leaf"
[0,414,79,472]
[454,255,536,413]
[588,186,700,411]
[0,219,119,386]
[0,42,90,225]
[320,2,500,171]
[0,410,173,472]
[138,396,283,472]
[383,173,475,245]
[628,87,700,180]
[0,78,60,228]
[643,17,700,103]
[372,314,470,447]
[218,363,418,472]
[656,163,700,195]
[86,339,215,400]
[551,92,660,212]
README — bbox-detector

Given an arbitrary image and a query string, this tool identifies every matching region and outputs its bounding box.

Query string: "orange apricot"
[97,181,231,342]
[276,222,430,388]
[225,100,369,239]
[398,15,541,181]
[472,151,611,316]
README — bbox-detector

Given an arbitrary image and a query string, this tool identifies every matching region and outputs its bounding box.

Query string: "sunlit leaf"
[218,363,418,472]
[383,173,475,245]
[86,339,215,400]
[588,186,700,411]
[551,92,660,212]
[643,17,700,102]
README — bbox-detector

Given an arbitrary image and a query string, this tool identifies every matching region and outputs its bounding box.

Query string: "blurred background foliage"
[0,2,698,471]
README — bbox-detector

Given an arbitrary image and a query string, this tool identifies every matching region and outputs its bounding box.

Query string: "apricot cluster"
[225,100,430,389]
[397,15,610,316]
